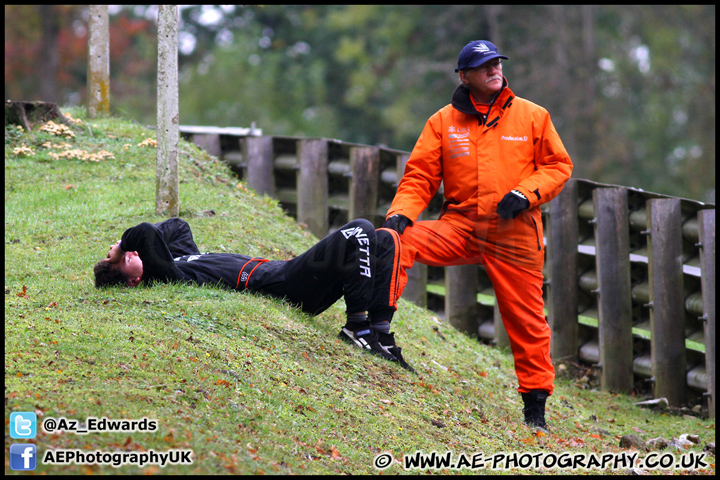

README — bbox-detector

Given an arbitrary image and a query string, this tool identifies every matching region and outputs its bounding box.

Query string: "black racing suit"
[119,218,401,322]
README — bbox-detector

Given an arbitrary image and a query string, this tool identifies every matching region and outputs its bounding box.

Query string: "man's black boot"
[521,390,549,432]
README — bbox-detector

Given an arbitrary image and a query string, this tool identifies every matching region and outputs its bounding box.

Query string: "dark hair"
[93,260,130,288]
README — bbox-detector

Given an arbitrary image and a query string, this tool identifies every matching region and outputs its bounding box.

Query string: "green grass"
[5,109,715,475]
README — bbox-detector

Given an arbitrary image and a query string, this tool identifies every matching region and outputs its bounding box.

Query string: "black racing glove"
[382,214,412,234]
[496,190,530,219]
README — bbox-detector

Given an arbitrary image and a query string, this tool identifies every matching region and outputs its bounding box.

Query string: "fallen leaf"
[330,445,341,459]
[16,285,28,298]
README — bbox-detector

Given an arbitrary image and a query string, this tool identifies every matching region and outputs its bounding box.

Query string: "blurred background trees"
[4,5,715,203]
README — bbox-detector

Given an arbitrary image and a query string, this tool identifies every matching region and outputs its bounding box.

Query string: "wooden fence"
[181,127,715,416]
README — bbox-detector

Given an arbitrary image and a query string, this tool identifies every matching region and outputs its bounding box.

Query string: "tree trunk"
[38,5,59,103]
[483,5,503,46]
[87,5,110,118]
[5,100,74,131]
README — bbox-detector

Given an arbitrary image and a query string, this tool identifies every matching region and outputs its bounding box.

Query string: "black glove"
[496,190,530,219]
[382,214,412,234]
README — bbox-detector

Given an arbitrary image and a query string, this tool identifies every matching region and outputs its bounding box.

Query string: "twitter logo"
[10,412,37,439]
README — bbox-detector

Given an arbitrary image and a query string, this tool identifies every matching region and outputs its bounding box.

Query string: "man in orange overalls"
[383,40,573,431]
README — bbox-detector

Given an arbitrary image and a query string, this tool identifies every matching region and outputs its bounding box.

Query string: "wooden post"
[445,265,478,335]
[403,262,427,308]
[244,136,275,197]
[697,209,715,417]
[393,153,427,307]
[156,5,179,217]
[349,146,380,221]
[647,198,686,406]
[547,178,579,361]
[395,153,410,184]
[592,187,633,393]
[493,302,510,348]
[87,5,109,118]
[192,134,221,157]
[297,138,328,238]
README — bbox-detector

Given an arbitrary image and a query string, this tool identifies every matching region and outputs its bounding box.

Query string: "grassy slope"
[4,109,715,475]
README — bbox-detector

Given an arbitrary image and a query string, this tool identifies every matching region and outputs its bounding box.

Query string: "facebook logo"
[10,444,37,471]
[10,412,37,439]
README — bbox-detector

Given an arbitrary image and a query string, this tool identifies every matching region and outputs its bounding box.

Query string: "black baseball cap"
[455,40,508,72]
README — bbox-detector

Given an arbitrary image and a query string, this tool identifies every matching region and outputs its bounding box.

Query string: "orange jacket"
[387,78,573,227]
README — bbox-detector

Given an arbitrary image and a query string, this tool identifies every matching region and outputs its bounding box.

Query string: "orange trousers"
[396,218,554,395]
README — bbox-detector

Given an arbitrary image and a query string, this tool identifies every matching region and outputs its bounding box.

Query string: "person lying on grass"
[93,217,414,372]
